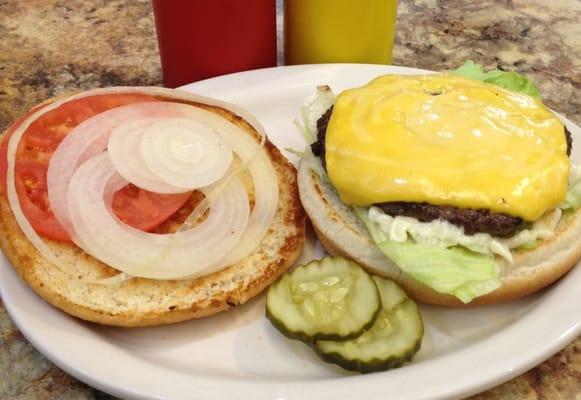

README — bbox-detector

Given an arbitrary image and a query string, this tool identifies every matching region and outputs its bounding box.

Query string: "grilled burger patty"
[311,106,333,170]
[312,107,573,236]
[375,202,522,236]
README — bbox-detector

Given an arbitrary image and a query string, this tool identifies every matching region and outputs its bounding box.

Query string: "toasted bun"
[298,155,581,306]
[0,89,306,326]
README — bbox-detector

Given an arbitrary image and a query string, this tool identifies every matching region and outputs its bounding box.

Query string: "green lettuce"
[354,207,501,303]
[559,178,581,211]
[518,240,538,250]
[560,166,581,210]
[561,189,581,210]
[450,60,540,99]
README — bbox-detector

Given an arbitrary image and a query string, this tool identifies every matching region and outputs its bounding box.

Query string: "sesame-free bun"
[0,88,306,326]
[298,155,581,306]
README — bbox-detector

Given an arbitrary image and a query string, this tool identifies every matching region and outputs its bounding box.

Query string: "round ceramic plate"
[1,65,580,400]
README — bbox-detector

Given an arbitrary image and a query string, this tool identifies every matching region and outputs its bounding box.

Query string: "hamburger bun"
[0,88,306,326]
[298,154,581,306]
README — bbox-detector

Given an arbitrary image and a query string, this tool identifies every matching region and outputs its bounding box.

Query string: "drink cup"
[153,0,277,88]
[284,0,398,65]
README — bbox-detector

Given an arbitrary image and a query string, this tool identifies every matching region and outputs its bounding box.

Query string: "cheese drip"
[325,74,569,221]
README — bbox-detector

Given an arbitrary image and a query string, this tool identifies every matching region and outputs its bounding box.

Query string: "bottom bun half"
[298,156,581,306]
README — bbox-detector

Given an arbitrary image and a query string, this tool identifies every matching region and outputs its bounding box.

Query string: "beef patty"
[376,202,522,236]
[311,107,573,236]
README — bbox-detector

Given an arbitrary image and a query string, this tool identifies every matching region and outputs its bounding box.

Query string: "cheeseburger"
[297,66,581,305]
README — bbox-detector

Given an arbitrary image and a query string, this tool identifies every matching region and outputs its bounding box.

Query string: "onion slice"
[49,101,277,279]
[66,153,250,280]
[172,106,279,271]
[109,117,233,192]
[107,118,187,194]
[7,87,279,283]
[47,102,201,234]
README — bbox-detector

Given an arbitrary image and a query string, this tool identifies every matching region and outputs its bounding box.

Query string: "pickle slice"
[315,276,424,373]
[266,257,381,342]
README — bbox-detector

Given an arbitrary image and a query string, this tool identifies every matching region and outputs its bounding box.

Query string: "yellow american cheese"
[325,74,569,221]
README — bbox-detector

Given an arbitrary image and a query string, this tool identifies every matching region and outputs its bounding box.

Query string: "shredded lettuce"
[501,208,561,249]
[560,165,581,210]
[355,207,502,303]
[357,202,565,302]
[293,119,316,147]
[284,147,311,159]
[368,206,512,261]
[292,86,335,181]
[302,151,330,184]
[518,241,538,250]
[368,205,561,260]
[295,85,335,145]
[450,60,540,99]
[562,187,581,210]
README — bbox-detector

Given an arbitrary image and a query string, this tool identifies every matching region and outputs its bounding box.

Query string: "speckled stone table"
[1,0,580,399]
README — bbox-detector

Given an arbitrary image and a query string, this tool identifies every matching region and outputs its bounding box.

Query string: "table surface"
[1,0,580,399]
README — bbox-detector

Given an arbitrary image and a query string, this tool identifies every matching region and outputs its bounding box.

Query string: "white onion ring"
[49,101,277,279]
[65,153,249,279]
[109,117,233,192]
[171,106,279,272]
[47,102,200,234]
[8,87,279,283]
[141,118,232,189]
[107,118,188,194]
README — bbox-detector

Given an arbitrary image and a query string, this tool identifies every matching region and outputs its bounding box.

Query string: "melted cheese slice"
[326,74,569,221]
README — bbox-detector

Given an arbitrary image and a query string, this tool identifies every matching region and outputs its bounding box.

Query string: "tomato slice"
[0,93,193,243]
[13,159,71,241]
[112,185,192,231]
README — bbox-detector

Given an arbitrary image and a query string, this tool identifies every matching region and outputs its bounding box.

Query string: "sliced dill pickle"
[265,257,381,342]
[315,276,424,373]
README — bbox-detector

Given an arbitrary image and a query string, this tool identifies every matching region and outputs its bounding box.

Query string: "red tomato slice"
[112,185,192,231]
[0,93,192,243]
[13,159,71,241]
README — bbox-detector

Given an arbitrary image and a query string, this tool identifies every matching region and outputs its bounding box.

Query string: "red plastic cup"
[152,0,277,88]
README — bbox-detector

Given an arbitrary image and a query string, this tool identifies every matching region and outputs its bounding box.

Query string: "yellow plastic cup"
[284,0,398,65]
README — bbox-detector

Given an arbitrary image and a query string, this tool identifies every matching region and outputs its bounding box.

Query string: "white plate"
[1,64,581,400]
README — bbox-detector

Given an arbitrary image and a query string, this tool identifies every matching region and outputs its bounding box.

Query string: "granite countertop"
[1,0,580,399]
